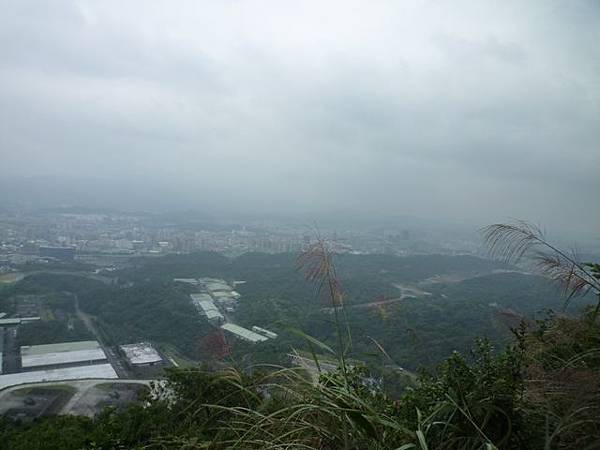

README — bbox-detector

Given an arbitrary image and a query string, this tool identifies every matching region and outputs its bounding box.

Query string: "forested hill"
[1,250,598,449]
[65,253,586,366]
[119,251,507,284]
[1,251,584,371]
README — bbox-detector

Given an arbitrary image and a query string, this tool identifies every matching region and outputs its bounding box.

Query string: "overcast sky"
[0,1,599,232]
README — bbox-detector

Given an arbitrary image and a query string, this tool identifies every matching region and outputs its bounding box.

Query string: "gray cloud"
[0,0,599,232]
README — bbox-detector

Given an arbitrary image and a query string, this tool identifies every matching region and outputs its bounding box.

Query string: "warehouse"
[190,293,213,303]
[201,279,232,292]
[120,342,162,366]
[221,323,268,343]
[173,278,199,285]
[252,326,278,339]
[0,317,40,326]
[211,291,238,310]
[0,363,118,390]
[20,340,107,371]
[190,294,224,324]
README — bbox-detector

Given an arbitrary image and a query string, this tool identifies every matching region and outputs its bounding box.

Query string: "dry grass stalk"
[482,221,600,316]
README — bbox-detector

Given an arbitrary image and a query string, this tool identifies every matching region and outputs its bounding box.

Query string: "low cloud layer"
[1,1,599,232]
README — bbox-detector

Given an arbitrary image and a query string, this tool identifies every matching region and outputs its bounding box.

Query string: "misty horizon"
[1,1,599,234]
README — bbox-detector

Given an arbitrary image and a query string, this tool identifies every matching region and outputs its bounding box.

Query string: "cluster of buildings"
[178,277,278,344]
[179,277,242,322]
[0,209,501,271]
[0,340,118,390]
[190,293,223,324]
[0,211,314,265]
[0,318,165,390]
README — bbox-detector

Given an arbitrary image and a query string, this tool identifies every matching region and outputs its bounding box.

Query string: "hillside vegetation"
[2,223,598,449]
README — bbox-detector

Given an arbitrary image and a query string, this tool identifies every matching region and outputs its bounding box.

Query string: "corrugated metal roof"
[0,363,118,390]
[0,317,41,325]
[191,295,224,321]
[0,318,22,325]
[221,323,268,343]
[190,293,213,302]
[252,326,278,339]
[21,340,107,368]
[21,340,101,355]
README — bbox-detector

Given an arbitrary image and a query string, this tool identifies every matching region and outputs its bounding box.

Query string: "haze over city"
[0,0,598,233]
[2,2,600,448]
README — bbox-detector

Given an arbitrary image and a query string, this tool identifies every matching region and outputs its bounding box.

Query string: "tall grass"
[148,225,599,449]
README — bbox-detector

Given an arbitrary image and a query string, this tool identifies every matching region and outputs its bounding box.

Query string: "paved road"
[0,379,152,415]
[59,379,151,414]
[73,294,131,378]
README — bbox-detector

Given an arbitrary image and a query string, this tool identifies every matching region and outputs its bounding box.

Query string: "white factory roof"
[191,295,224,321]
[190,293,213,302]
[0,318,20,326]
[21,340,107,369]
[20,316,41,322]
[120,342,162,365]
[199,301,224,320]
[0,317,41,326]
[212,291,236,300]
[252,326,278,339]
[0,364,118,390]
[221,323,269,343]
[205,281,232,292]
[173,278,199,285]
[198,277,225,283]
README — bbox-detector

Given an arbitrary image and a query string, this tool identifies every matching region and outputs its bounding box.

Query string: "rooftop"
[120,342,162,365]
[190,293,213,302]
[0,317,40,326]
[221,323,268,343]
[252,326,278,339]
[21,340,107,369]
[206,285,231,293]
[0,363,118,390]
[191,295,224,321]
[21,340,100,355]
[173,278,199,285]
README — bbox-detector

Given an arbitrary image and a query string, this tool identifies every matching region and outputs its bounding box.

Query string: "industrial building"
[190,293,213,303]
[38,246,76,260]
[0,317,40,326]
[173,278,199,285]
[190,294,224,324]
[221,323,268,343]
[206,281,231,292]
[120,342,162,366]
[212,291,235,300]
[0,364,118,390]
[20,340,107,371]
[198,278,232,293]
[251,326,278,339]
[211,291,238,310]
